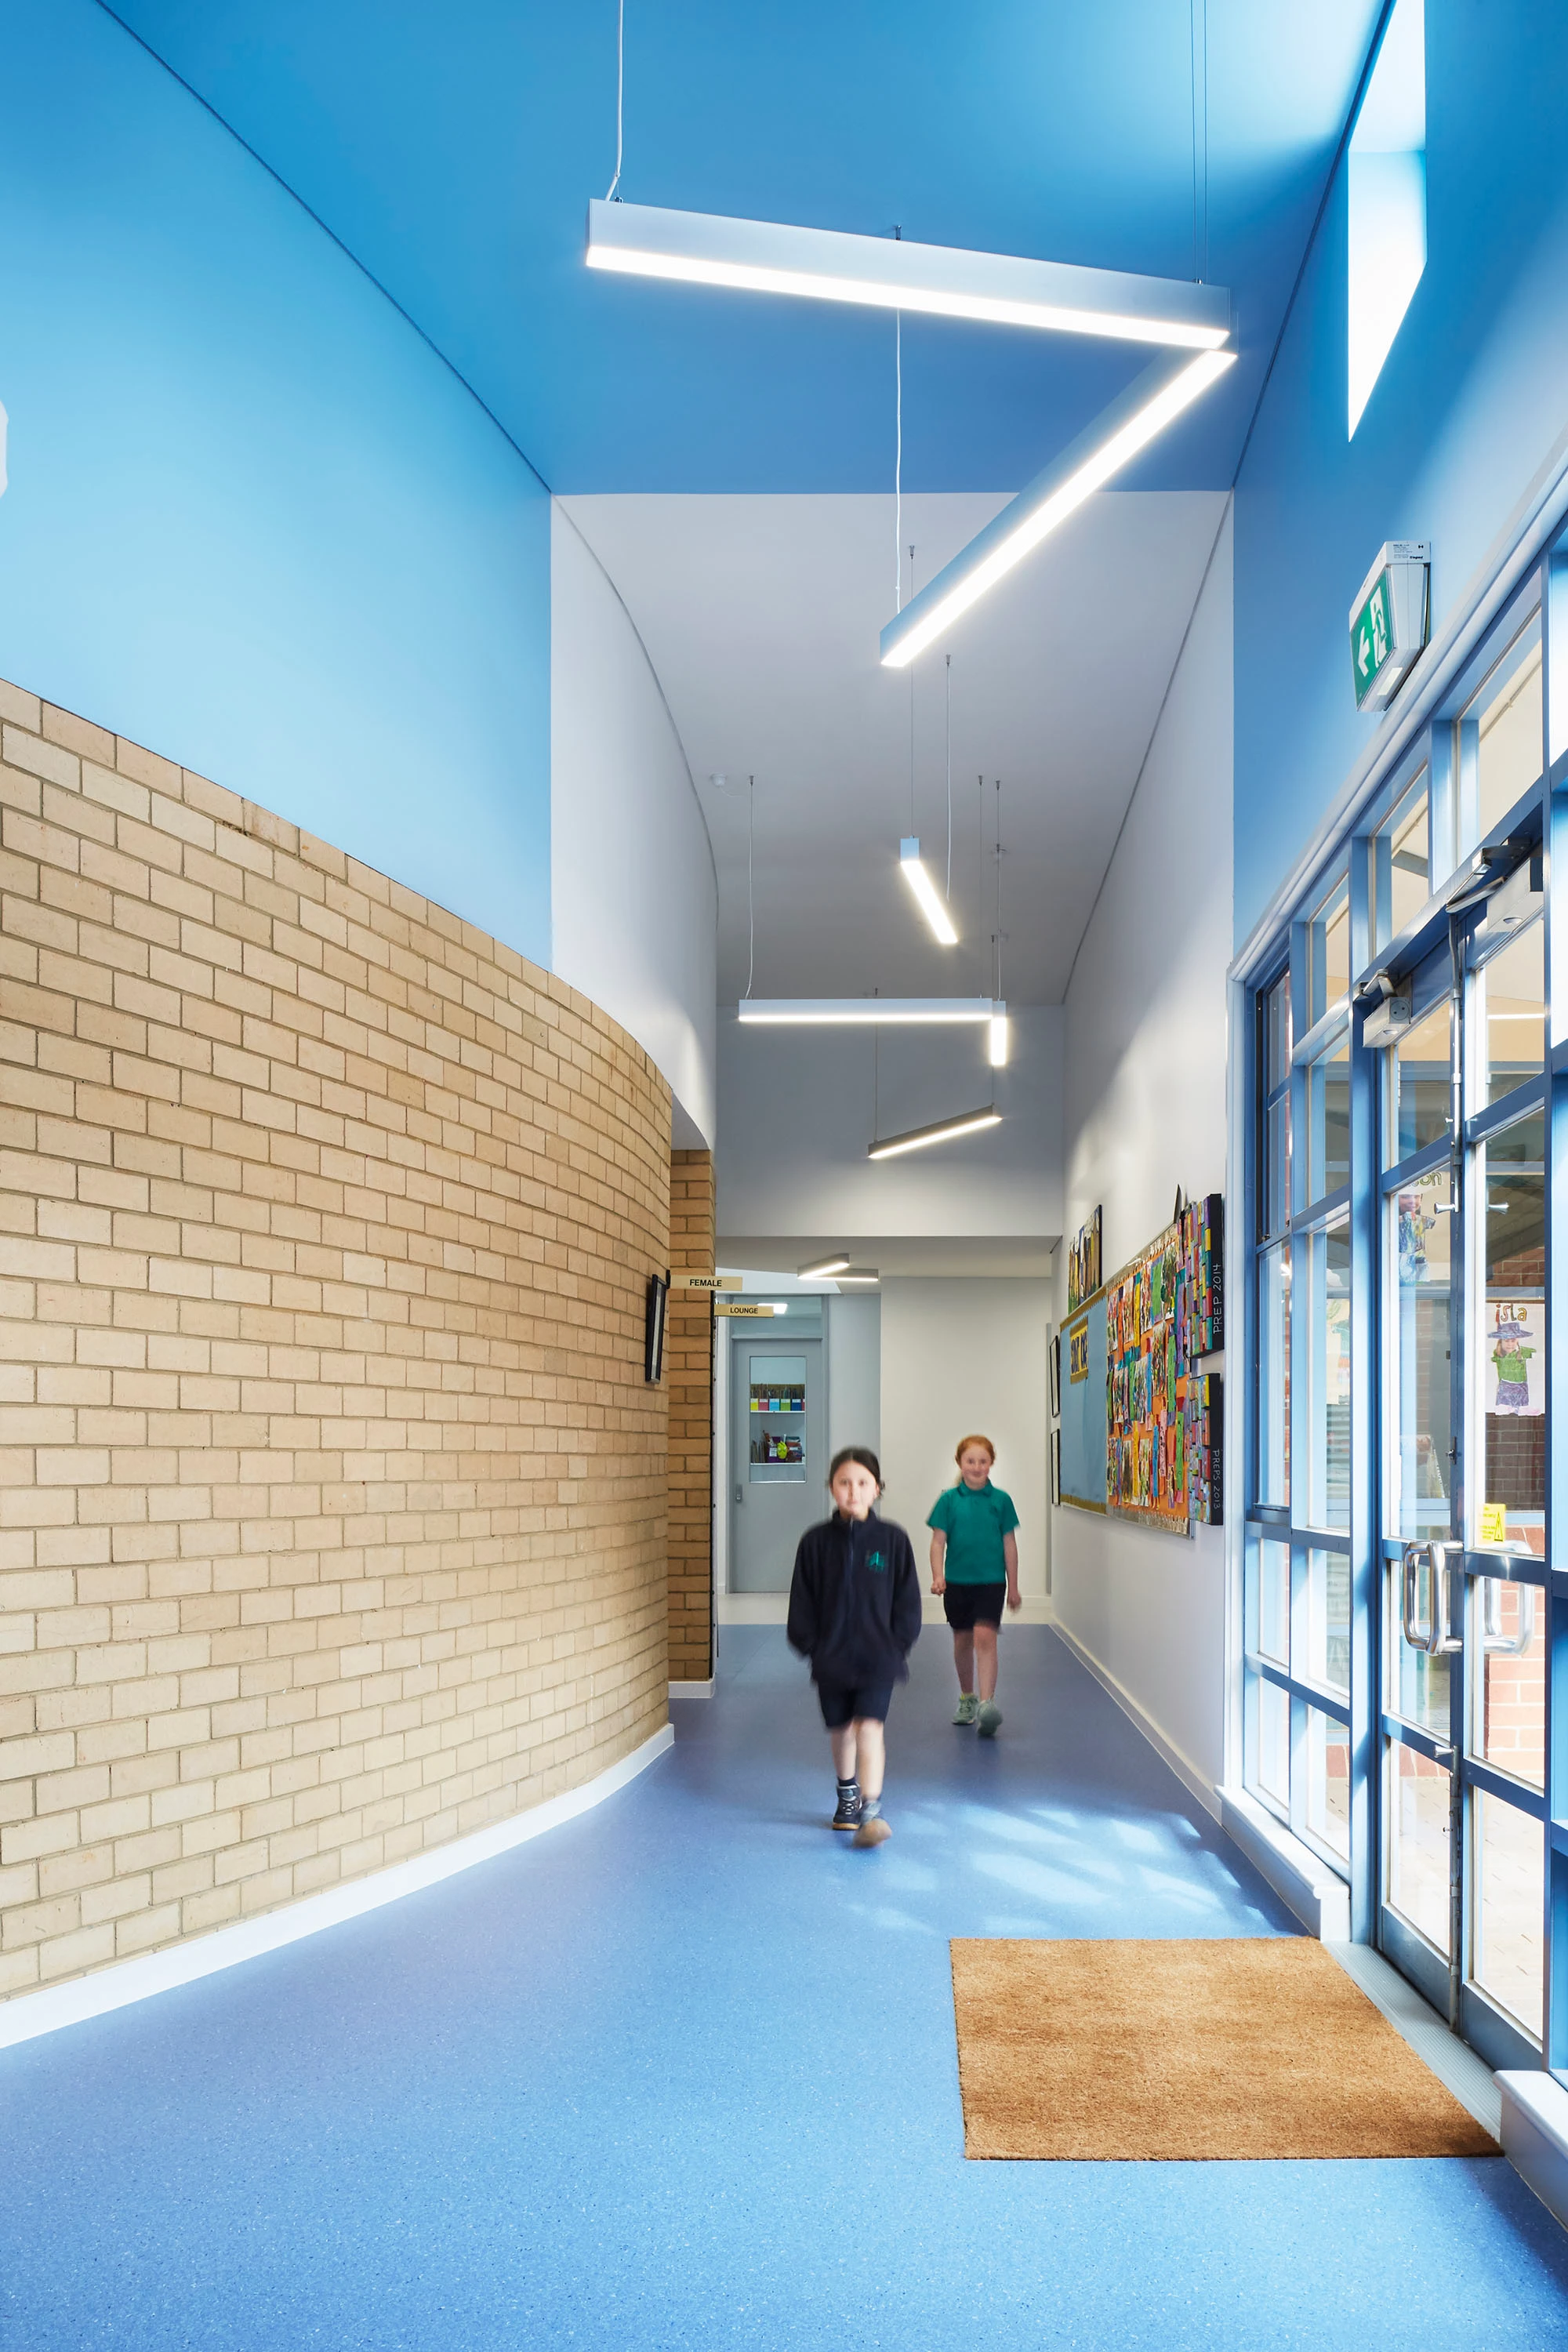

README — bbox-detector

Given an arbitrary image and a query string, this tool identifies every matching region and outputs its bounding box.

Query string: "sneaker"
[977,1701,1003,1739]
[830,1786,863,1831]
[852,1813,891,1849]
[953,1693,979,1726]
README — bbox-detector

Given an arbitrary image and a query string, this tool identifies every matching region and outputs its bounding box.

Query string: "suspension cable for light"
[880,347,1236,669]
[585,202,1231,348]
[989,780,1009,1067]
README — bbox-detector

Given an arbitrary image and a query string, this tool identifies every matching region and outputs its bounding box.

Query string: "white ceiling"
[563,488,1228,1005]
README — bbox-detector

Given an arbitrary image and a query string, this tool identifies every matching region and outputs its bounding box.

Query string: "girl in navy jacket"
[787,1446,920,1846]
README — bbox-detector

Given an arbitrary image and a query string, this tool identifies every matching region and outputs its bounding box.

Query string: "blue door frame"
[1238,514,1568,2079]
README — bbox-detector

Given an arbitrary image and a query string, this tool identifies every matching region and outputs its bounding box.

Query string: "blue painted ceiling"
[107,0,1382,495]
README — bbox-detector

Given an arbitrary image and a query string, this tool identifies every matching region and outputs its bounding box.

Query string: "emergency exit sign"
[1350,541,1431,711]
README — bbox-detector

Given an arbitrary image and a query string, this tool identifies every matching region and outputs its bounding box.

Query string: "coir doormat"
[949,1937,1498,2160]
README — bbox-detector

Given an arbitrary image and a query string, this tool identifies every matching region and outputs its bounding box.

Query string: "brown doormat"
[950,1937,1499,2160]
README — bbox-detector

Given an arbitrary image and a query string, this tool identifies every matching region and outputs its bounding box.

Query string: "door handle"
[1481,1574,1537,1657]
[1425,1541,1463,1655]
[735,1483,742,1505]
[1401,1542,1433,1650]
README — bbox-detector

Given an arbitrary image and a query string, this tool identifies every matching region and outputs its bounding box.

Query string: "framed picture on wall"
[1049,1428,1061,1507]
[1049,1334,1062,1421]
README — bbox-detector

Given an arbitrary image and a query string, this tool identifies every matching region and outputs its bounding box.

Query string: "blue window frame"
[1239,523,1568,2076]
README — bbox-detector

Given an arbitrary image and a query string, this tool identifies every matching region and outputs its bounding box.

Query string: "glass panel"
[1258,1243,1290,1508]
[1481,1110,1545,1558]
[1385,997,1450,1167]
[1386,1743,1451,1954]
[1479,920,1545,1105]
[1308,878,1351,1025]
[1375,782,1431,950]
[1254,1675,1290,1810]
[1307,1033,1349,1203]
[748,1352,808,1482]
[1263,1095,1290,1238]
[1305,1548,1350,1695]
[1264,971,1291,1092]
[1304,1705,1351,1864]
[1392,1163,1452,1538]
[1469,612,1543,841]
[1387,1555,1450,1737]
[1473,1791,1543,2040]
[1258,1538,1290,1667]
[1475,1576,1544,1792]
[1303,1218,1351,1530]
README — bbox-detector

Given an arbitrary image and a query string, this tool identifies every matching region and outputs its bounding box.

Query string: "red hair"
[954,1434,996,1468]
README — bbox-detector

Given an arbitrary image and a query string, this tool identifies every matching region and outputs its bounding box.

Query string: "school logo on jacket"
[866,1550,886,1572]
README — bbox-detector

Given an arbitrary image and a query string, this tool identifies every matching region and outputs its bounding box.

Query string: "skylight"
[1348,0,1426,437]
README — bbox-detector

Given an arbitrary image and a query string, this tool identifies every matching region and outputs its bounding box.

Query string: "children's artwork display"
[1177,1193,1224,1356]
[1486,1298,1544,1415]
[1105,1205,1225,1536]
[1067,1207,1102,1316]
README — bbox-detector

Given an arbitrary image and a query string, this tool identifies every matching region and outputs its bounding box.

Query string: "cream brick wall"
[666,1151,713,1682]
[0,678,671,2001]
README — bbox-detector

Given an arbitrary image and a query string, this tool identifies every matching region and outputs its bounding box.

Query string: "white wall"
[826,1292,880,1463]
[880,1278,1050,1602]
[1051,503,1233,1798]
[717,1006,1063,1243]
[550,503,718,1145]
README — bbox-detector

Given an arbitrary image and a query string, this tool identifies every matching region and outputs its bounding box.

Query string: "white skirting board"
[670,1678,715,1698]
[1218,1782,1351,1940]
[0,1722,675,2053]
[1047,1616,1221,1822]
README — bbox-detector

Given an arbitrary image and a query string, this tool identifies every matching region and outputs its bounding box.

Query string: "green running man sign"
[1351,568,1396,708]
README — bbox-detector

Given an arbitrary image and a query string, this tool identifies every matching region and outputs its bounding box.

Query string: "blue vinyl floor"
[5,1623,1568,2350]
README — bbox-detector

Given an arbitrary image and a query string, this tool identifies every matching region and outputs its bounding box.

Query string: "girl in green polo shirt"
[927,1434,1021,1737]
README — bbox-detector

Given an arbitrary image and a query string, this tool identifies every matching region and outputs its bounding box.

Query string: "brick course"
[666,1152,713,1682]
[0,677,672,1999]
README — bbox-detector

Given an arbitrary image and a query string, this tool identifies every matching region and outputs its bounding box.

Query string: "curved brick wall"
[0,678,672,1999]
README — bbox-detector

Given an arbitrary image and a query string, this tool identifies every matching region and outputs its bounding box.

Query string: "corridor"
[5,1629,1566,2351]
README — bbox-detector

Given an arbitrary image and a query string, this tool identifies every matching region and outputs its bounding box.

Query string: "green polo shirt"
[926,1480,1018,1583]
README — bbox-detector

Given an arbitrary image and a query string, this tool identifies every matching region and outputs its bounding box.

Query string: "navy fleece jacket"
[786,1509,922,1688]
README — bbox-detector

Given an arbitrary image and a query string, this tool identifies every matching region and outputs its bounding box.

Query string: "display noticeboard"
[1104,1195,1225,1537]
[1058,1290,1108,1515]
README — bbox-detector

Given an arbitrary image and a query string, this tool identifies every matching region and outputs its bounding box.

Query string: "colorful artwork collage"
[1105,1194,1225,1535]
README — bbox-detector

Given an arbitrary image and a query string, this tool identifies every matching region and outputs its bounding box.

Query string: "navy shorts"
[816,1680,895,1730]
[943,1581,1007,1632]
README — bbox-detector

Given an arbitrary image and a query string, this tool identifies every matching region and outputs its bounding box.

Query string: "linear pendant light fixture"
[798,1254,851,1279]
[738,997,1000,1025]
[586,201,1231,349]
[880,346,1236,668]
[899,837,957,945]
[868,1106,1002,1161]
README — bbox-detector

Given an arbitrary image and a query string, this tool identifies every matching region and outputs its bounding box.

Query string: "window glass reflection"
[1258,1243,1290,1508]
[1304,1218,1351,1531]
[1392,1164,1451,1539]
[1305,1705,1351,1864]
[1481,1112,1545,1558]
[1385,998,1450,1167]
[1479,919,1544,1106]
[1305,1548,1350,1696]
[1308,1034,1349,1202]
[1375,782,1430,950]
[1386,1742,1450,1954]
[1465,612,1542,843]
[1473,1792,1543,2040]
